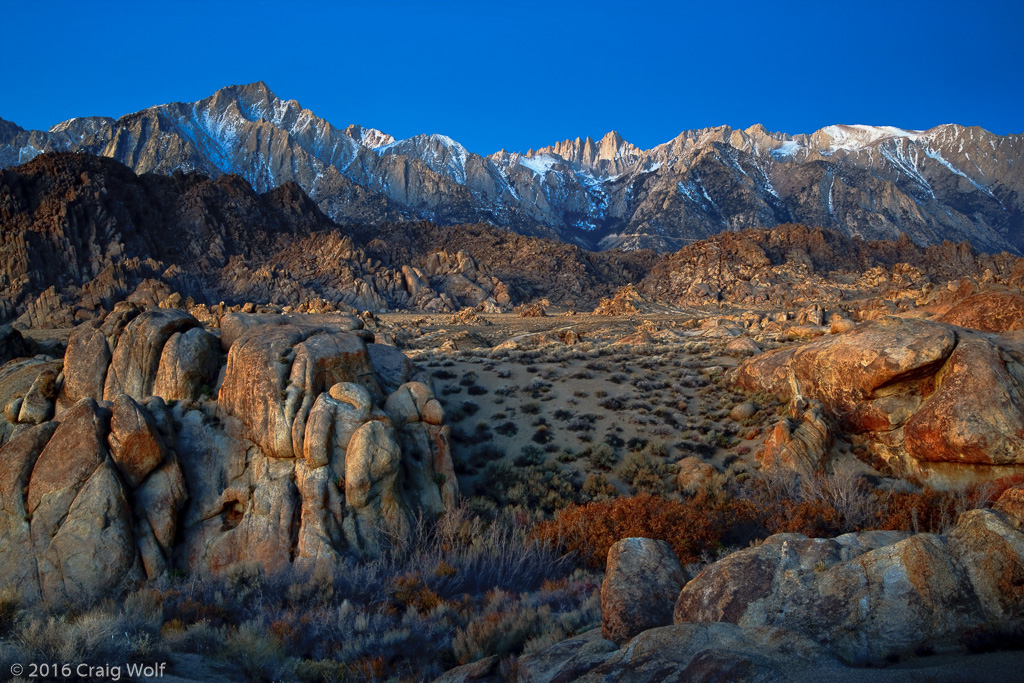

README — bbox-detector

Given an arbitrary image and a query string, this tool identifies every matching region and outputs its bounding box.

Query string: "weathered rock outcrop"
[735,316,1024,486]
[673,510,1024,664]
[108,394,168,488]
[0,357,63,444]
[757,400,832,475]
[23,398,142,604]
[151,327,220,401]
[60,322,113,406]
[452,502,1024,682]
[638,227,1022,308]
[0,308,458,603]
[938,290,1024,332]
[994,486,1024,530]
[385,381,458,515]
[218,319,380,459]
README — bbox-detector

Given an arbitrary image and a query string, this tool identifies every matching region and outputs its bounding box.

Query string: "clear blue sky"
[1,0,1021,154]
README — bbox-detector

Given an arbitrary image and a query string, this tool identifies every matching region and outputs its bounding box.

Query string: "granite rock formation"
[735,316,1024,487]
[0,307,458,603]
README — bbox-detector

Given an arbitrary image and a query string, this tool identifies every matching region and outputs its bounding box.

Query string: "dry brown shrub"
[872,487,984,534]
[979,473,1024,503]
[759,498,845,538]
[534,492,753,566]
[392,573,444,613]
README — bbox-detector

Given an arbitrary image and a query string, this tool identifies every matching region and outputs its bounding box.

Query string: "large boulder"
[735,317,958,434]
[27,398,111,545]
[735,317,1024,486]
[385,382,458,515]
[133,455,188,578]
[514,629,617,683]
[903,336,1024,468]
[757,400,832,475]
[293,458,345,574]
[343,420,408,556]
[601,538,689,645]
[367,342,416,395]
[938,290,1024,332]
[59,322,111,406]
[947,508,1024,631]
[673,512,1024,663]
[35,461,139,604]
[103,308,200,401]
[0,358,63,445]
[218,322,380,459]
[152,327,220,402]
[302,383,372,470]
[994,486,1024,530]
[108,394,167,488]
[0,422,58,602]
[25,399,141,603]
[573,622,843,682]
[218,312,363,352]
[675,456,718,494]
[17,368,58,425]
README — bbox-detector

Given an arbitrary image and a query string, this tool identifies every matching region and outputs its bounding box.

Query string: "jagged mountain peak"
[216,80,278,103]
[534,130,641,177]
[598,130,624,149]
[48,116,116,136]
[377,132,471,184]
[202,81,297,125]
[343,124,395,149]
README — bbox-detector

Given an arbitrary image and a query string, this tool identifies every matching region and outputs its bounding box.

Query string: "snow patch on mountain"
[771,140,802,157]
[519,154,562,177]
[819,124,924,152]
[925,148,998,200]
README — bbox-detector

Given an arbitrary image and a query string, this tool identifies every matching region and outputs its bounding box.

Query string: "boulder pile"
[0,306,457,603]
[487,491,1024,682]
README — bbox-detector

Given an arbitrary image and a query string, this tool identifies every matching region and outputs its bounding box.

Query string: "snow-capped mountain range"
[1,82,1021,253]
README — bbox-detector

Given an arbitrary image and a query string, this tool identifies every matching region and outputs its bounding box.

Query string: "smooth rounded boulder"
[601,537,689,645]
[108,393,167,488]
[103,308,200,402]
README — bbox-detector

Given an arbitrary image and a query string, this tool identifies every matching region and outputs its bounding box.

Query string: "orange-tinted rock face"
[994,486,1024,530]
[904,338,1024,466]
[735,317,1024,484]
[108,393,167,488]
[938,290,1024,333]
[218,320,380,459]
[735,317,958,433]
[756,402,831,475]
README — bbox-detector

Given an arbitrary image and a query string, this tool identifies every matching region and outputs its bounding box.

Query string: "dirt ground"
[375,310,846,510]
